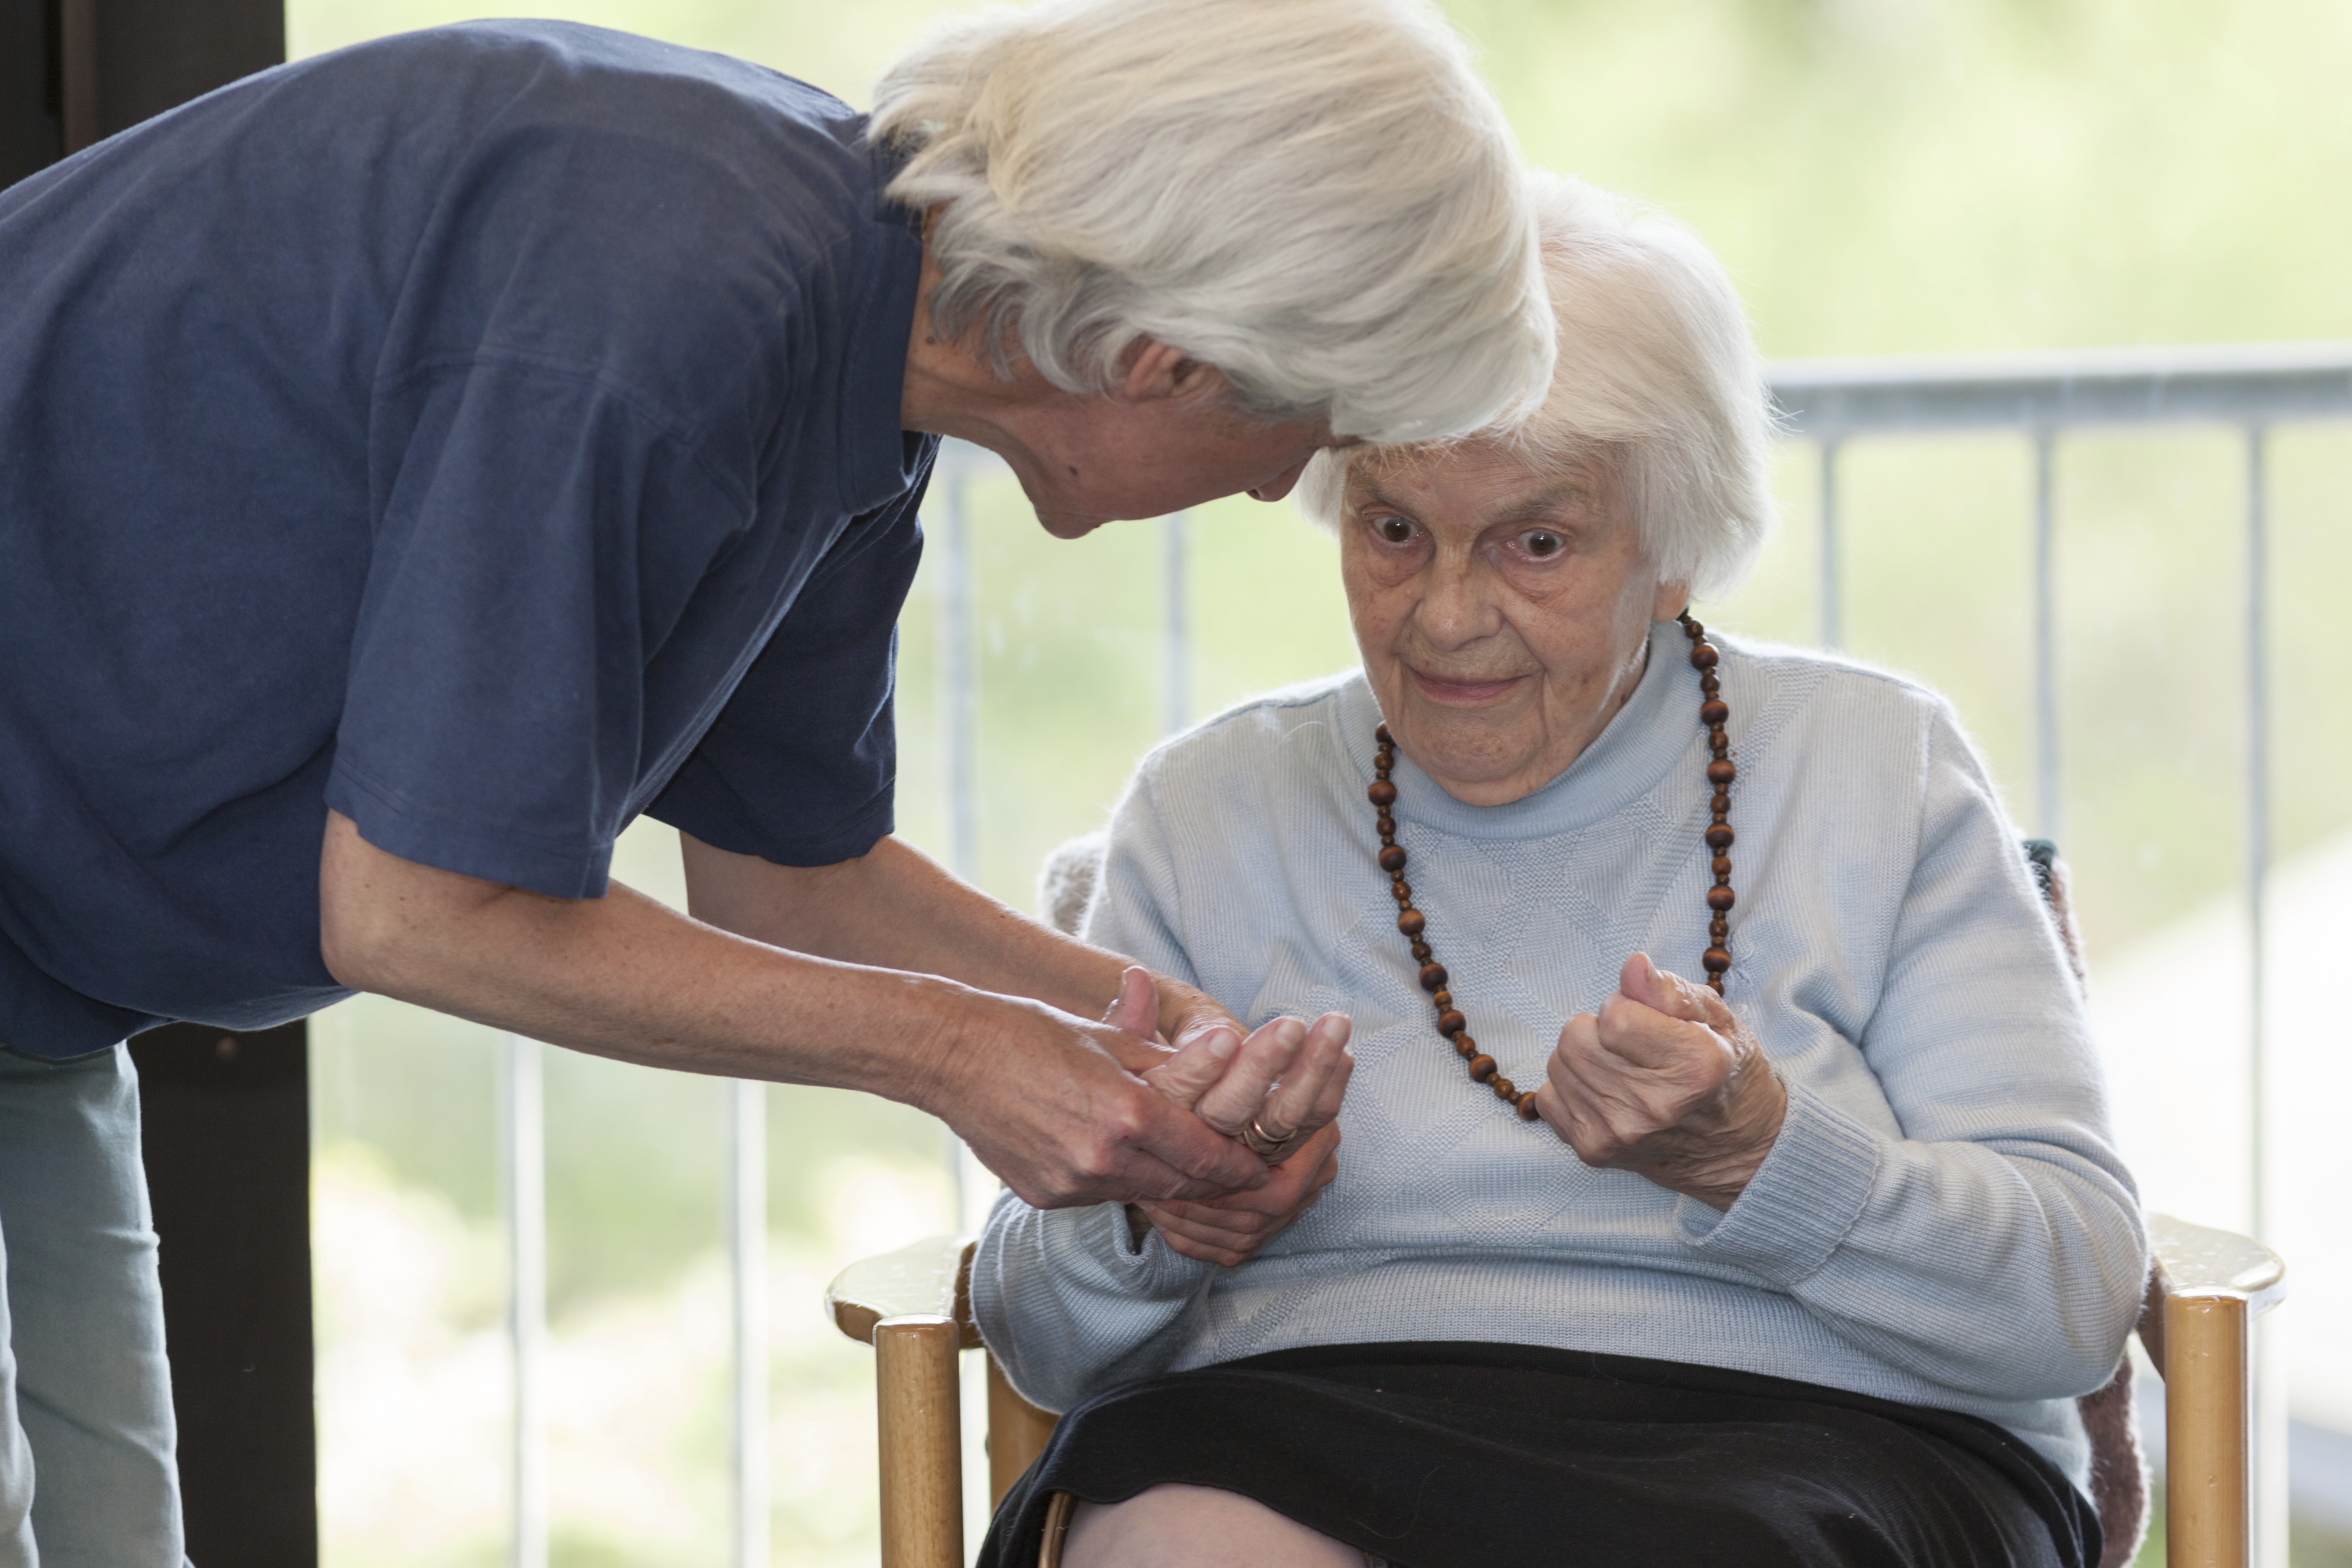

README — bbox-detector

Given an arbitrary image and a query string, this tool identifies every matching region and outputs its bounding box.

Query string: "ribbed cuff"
[1676,1081,1880,1285]
[1093,1202,1220,1295]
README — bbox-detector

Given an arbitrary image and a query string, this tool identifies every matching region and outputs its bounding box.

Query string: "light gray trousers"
[0,1045,187,1566]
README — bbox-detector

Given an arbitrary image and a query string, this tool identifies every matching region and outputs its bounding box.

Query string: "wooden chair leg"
[987,1351,1061,1505]
[877,1314,963,1568]
[2164,1294,2251,1568]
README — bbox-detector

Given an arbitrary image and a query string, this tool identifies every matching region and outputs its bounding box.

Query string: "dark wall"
[4,0,314,1560]
[130,1024,318,1566]
[0,0,61,186]
[1,0,283,187]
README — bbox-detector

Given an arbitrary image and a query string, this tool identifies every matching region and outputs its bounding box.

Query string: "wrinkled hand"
[1102,966,1354,1265]
[927,985,1274,1211]
[1531,953,1785,1211]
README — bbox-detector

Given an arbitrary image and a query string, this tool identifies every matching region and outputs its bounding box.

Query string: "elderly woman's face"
[1340,445,1685,806]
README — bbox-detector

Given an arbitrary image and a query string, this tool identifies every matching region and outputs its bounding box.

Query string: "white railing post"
[498,1033,547,1568]
[1162,511,1189,736]
[2030,431,2061,843]
[1817,439,1843,651]
[728,1078,769,1568]
[935,464,982,1223]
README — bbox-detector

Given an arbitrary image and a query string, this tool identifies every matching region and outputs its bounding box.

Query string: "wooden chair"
[827,838,2287,1567]
[828,1216,2282,1568]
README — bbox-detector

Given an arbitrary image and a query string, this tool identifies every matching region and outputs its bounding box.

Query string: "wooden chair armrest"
[826,1234,982,1350]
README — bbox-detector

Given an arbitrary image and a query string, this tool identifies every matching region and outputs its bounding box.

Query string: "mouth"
[1407,666,1531,706]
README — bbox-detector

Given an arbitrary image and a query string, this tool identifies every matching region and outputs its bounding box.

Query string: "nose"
[1247,456,1313,503]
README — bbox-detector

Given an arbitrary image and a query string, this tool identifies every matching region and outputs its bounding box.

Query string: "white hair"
[1298,171,1778,600]
[870,0,1555,443]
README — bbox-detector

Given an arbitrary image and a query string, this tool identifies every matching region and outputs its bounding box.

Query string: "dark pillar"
[129,1024,318,1566]
[5,0,311,1558]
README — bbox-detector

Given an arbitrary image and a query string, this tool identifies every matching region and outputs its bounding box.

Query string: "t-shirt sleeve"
[645,484,927,867]
[328,358,755,899]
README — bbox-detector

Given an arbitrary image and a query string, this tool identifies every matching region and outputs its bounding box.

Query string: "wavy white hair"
[1298,172,1777,600]
[871,0,1554,443]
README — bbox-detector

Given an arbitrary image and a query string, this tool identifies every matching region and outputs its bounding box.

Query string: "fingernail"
[1640,953,1660,985]
[1207,1028,1238,1060]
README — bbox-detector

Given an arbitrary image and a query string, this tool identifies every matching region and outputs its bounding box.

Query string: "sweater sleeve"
[969,765,1218,1410]
[1678,701,2147,1402]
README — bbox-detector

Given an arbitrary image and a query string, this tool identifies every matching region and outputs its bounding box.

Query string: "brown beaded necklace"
[1368,611,1737,1122]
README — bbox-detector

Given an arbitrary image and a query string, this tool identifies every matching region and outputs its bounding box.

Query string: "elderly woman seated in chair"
[970,173,2146,1568]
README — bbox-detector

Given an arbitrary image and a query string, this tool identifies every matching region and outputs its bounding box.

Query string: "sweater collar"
[1335,619,1699,840]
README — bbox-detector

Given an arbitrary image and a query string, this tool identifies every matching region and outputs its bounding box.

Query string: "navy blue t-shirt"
[0,22,936,1055]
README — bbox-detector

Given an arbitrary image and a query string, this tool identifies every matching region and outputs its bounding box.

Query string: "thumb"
[1101,965,1159,1040]
[1617,952,1711,1023]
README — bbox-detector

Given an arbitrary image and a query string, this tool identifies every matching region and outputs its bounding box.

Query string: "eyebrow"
[1351,474,1594,532]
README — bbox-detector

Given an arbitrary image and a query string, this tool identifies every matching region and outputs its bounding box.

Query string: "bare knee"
[1061,1483,1371,1568]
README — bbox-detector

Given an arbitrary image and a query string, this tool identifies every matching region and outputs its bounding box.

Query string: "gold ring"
[1243,1115,1300,1160]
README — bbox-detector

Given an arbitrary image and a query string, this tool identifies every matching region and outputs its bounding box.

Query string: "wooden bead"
[1700,673,1721,695]
[1709,917,1729,939]
[1377,814,1397,836]
[1467,1055,1497,1082]
[1391,881,1413,903]
[1436,1009,1466,1036]
[1378,845,1408,873]
[1431,988,1452,1008]
[1517,1095,1543,1121]
[1397,909,1426,936]
[1454,1035,1477,1058]
[1375,722,1393,745]
[1704,823,1735,849]
[1712,855,1732,877]
[1367,780,1397,807]
[1419,962,1449,992]
[1702,946,1732,973]
[1490,1077,1516,1099]
[1700,700,1730,726]
[1711,791,1731,815]
[1707,760,1736,786]
[1689,642,1719,670]
[1707,885,1736,912]
[1410,940,1432,961]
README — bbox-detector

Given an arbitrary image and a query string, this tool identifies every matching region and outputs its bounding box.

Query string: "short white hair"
[871,0,1554,444]
[1299,172,1777,599]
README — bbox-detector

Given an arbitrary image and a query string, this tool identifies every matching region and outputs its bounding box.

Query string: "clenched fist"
[1531,952,1785,1210]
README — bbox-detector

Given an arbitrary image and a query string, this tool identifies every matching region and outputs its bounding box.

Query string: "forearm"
[1681,1084,2145,1399]
[321,814,973,1097]
[683,832,1135,1023]
[970,1189,1213,1413]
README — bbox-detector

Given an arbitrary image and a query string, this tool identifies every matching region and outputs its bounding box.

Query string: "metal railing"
[490,340,2352,1567]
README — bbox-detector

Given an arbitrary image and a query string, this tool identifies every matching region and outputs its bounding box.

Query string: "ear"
[1112,337,1228,406]
[1653,579,1692,623]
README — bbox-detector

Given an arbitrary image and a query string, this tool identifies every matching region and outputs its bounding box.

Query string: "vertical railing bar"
[728,1078,769,1568]
[498,1033,547,1568]
[2242,424,2269,1245]
[1162,512,1189,736]
[1818,439,1843,651]
[937,471,980,1225]
[2030,431,2061,843]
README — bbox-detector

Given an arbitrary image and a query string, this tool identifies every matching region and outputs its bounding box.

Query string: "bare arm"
[317,811,1269,1208]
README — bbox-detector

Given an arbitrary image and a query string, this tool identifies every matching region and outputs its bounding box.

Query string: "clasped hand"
[1529,952,1786,1210]
[1106,967,1353,1268]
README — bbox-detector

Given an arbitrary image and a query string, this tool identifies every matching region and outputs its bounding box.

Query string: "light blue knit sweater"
[971,622,2146,1486]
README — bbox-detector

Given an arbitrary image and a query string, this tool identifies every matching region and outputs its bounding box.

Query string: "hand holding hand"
[1102,966,1354,1264]
[1531,952,1785,1210]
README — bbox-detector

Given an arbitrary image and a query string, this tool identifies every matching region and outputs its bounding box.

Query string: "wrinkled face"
[1012,392,1338,539]
[1340,444,1686,806]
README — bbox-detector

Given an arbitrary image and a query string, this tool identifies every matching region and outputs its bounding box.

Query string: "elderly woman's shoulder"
[1134,669,1367,787]
[1718,630,1979,759]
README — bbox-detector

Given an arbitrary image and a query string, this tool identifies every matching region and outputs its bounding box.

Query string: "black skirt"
[977,1342,2098,1568]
